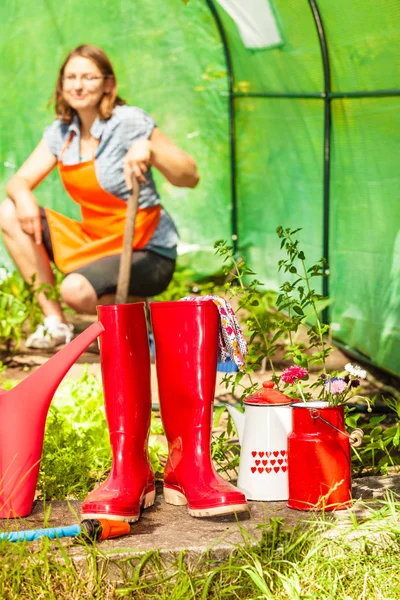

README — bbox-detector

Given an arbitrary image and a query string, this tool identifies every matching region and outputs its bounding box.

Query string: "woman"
[1,45,199,349]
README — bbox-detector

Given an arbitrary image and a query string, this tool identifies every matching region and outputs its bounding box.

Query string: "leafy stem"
[298,250,327,375]
[222,246,276,377]
[276,226,331,372]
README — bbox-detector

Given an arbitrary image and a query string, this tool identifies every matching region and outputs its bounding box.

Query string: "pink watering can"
[0,322,104,519]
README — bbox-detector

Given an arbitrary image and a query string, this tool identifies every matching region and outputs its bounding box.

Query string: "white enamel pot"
[227,382,292,501]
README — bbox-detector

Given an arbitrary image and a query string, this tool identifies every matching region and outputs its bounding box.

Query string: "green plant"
[0,267,62,349]
[211,406,240,478]
[275,226,331,371]
[37,368,110,500]
[347,395,400,476]
[214,228,335,403]
[215,240,278,373]
[38,368,167,500]
[214,240,279,405]
[213,230,336,444]
[212,230,392,468]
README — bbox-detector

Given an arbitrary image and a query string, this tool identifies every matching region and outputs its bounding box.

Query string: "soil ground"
[2,312,399,407]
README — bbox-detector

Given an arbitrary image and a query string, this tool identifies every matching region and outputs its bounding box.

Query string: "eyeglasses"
[62,74,109,86]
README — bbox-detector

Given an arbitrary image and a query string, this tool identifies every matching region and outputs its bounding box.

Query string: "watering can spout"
[0,321,104,518]
[226,405,245,445]
[13,321,104,408]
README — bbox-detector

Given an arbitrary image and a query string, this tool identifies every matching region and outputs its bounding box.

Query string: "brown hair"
[53,44,126,123]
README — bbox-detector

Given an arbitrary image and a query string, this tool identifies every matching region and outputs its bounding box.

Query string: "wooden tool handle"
[115,174,140,304]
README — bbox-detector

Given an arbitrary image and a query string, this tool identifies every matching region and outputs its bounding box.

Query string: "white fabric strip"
[216,0,282,49]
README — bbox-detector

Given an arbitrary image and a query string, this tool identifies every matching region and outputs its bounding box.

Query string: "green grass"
[0,494,399,599]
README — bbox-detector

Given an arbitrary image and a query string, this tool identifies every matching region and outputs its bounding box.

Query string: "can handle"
[309,409,364,447]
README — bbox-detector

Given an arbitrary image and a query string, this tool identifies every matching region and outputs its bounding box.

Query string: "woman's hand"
[6,139,57,245]
[123,139,153,188]
[15,193,42,245]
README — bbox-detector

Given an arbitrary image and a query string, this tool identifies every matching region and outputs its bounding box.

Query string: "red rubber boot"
[81,303,155,522]
[150,300,248,517]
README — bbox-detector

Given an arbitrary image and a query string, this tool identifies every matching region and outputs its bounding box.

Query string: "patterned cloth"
[181,295,248,372]
[43,105,178,260]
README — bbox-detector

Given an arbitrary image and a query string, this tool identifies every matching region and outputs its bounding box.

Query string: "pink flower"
[325,377,347,395]
[281,366,308,384]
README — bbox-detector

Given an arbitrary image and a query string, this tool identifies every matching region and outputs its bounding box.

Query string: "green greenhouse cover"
[0,0,399,374]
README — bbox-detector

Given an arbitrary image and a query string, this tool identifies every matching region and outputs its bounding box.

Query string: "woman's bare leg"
[60,273,98,314]
[61,278,147,314]
[98,294,147,305]
[0,198,65,320]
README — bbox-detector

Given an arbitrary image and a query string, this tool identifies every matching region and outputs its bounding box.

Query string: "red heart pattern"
[249,449,288,474]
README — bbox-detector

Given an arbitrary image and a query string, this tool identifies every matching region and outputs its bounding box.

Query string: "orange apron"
[44,135,161,273]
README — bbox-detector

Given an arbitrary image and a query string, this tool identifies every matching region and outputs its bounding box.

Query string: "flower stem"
[297,381,307,403]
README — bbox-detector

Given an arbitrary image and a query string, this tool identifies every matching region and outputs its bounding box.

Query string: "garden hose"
[0,518,130,543]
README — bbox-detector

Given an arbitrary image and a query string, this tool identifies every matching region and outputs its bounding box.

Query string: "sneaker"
[25,315,74,350]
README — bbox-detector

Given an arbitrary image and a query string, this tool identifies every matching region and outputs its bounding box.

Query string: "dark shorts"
[40,207,175,298]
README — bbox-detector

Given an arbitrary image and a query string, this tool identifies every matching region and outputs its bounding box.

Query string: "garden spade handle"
[115,174,140,304]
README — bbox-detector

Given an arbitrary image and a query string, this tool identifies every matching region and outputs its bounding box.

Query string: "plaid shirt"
[43,105,178,259]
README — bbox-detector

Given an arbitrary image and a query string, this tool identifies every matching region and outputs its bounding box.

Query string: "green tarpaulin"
[1,0,399,373]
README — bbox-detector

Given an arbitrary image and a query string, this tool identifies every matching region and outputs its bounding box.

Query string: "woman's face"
[62,56,112,113]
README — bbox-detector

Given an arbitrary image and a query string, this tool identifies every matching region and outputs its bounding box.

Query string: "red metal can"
[287,402,351,511]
